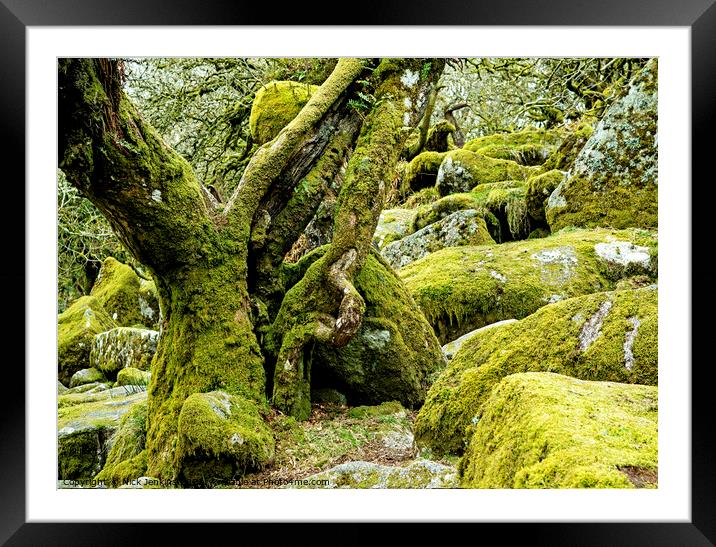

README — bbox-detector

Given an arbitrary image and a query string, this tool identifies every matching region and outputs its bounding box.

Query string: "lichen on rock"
[459,372,657,488]
[58,388,147,479]
[546,60,658,231]
[373,208,419,249]
[90,327,159,378]
[292,459,459,489]
[381,209,495,269]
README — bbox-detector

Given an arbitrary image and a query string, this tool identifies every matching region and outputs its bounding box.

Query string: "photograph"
[56,56,659,491]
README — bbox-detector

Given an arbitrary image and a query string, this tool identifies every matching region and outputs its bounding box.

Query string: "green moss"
[311,251,447,408]
[411,181,528,243]
[69,367,107,388]
[249,80,320,145]
[175,391,275,487]
[58,389,146,479]
[400,227,657,344]
[459,372,657,488]
[543,120,595,171]
[415,286,658,455]
[404,151,447,192]
[58,295,116,386]
[436,149,534,197]
[95,400,147,486]
[464,127,565,163]
[382,210,495,270]
[104,451,149,487]
[402,187,440,208]
[526,169,565,222]
[116,367,151,387]
[90,257,160,327]
[413,193,487,231]
[346,400,405,419]
[527,227,550,239]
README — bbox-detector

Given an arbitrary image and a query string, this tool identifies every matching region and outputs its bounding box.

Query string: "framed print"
[3,0,714,544]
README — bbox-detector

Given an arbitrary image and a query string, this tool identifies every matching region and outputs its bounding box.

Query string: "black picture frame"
[3,1,712,544]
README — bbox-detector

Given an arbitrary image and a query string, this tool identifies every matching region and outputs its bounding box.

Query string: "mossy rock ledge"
[381,209,495,270]
[58,387,147,480]
[95,400,148,487]
[435,149,540,197]
[373,208,419,249]
[459,372,657,488]
[58,295,117,386]
[546,60,657,231]
[415,285,657,455]
[464,127,565,166]
[399,227,657,344]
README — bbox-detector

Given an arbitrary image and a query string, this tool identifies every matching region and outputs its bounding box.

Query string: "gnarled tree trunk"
[59,57,444,484]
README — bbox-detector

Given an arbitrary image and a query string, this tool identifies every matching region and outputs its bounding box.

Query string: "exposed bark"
[444,101,470,148]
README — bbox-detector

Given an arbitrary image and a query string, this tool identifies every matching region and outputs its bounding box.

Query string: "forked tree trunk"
[59,57,444,483]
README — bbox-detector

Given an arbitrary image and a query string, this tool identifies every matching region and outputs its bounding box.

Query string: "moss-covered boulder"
[373,208,418,249]
[292,459,459,489]
[400,227,657,344]
[249,80,319,145]
[526,169,566,222]
[404,151,447,192]
[436,149,539,197]
[90,257,160,328]
[95,400,148,487]
[311,252,447,409]
[464,127,565,166]
[69,367,107,388]
[116,367,151,387]
[424,120,456,153]
[90,327,159,379]
[58,296,116,386]
[415,286,657,455]
[412,181,529,243]
[546,61,657,231]
[58,388,147,479]
[175,391,275,487]
[381,209,495,270]
[459,372,658,488]
[441,319,517,361]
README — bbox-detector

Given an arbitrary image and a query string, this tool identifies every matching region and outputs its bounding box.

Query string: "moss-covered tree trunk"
[59,57,444,483]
